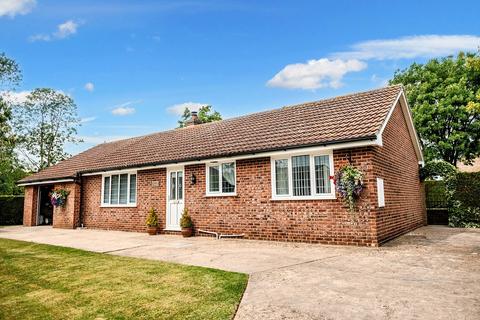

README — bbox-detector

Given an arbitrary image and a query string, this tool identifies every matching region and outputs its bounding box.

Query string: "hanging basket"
[334,165,365,212]
[49,189,70,207]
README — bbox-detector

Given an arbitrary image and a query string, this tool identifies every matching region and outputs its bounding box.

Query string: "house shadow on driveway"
[0,225,479,320]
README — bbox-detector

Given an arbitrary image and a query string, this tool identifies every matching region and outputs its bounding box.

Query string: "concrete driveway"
[1,225,479,319]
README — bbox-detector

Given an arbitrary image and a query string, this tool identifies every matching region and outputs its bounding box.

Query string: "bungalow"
[19,85,426,246]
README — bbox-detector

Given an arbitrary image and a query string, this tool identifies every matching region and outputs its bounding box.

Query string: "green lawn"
[0,238,248,320]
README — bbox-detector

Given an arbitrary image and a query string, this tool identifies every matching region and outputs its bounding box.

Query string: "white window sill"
[205,193,237,197]
[100,204,137,208]
[270,194,336,201]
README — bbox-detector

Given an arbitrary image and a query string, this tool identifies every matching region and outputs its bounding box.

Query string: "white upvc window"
[101,171,137,207]
[271,151,335,200]
[206,161,236,196]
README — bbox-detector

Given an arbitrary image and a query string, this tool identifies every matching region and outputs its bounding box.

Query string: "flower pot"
[181,227,193,237]
[147,226,157,235]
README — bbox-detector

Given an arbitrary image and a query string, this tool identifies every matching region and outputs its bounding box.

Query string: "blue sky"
[2,0,480,155]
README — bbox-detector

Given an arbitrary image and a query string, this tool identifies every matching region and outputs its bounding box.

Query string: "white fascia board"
[18,178,75,187]
[377,90,424,163]
[80,138,381,177]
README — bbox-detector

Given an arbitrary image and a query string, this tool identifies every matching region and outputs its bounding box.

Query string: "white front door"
[166,167,184,230]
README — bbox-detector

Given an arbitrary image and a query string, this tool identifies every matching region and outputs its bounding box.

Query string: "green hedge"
[424,180,448,209]
[0,196,24,225]
[446,172,480,228]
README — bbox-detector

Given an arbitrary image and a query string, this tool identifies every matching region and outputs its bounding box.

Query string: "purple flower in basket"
[334,165,364,212]
[49,189,69,207]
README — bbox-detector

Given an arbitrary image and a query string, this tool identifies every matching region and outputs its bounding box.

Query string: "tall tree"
[390,52,480,166]
[14,88,82,171]
[0,53,25,194]
[177,105,222,128]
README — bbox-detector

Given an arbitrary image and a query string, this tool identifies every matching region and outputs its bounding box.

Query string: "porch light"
[190,173,197,185]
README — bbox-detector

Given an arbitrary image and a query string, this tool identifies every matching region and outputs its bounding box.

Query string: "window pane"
[275,159,289,195]
[110,175,119,204]
[103,176,110,204]
[209,165,219,192]
[177,171,183,200]
[315,156,331,194]
[119,174,128,204]
[292,155,311,196]
[129,174,136,203]
[222,162,235,193]
[170,172,176,200]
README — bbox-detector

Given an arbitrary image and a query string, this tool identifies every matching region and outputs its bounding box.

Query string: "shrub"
[424,180,448,209]
[448,206,480,228]
[420,160,457,181]
[446,172,480,228]
[180,209,193,228]
[145,208,158,227]
[0,196,24,225]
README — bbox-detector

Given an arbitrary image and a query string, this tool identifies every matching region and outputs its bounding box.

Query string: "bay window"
[206,161,236,195]
[271,152,334,200]
[102,171,137,206]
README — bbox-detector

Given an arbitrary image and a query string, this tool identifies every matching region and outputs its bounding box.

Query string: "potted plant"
[180,209,193,237]
[145,208,158,235]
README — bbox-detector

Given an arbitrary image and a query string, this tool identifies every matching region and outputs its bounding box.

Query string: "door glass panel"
[170,172,176,200]
[177,171,183,200]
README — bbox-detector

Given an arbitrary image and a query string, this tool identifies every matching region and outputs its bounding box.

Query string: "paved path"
[1,225,479,319]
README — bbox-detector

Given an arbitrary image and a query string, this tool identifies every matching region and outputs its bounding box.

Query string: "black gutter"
[18,135,378,184]
[77,173,84,228]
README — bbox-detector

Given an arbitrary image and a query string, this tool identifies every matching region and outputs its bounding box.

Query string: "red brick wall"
[23,186,38,226]
[77,150,378,245]
[81,169,166,232]
[52,182,81,229]
[184,149,378,246]
[26,102,424,246]
[372,102,426,243]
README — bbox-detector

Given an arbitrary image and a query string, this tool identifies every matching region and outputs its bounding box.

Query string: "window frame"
[101,170,137,207]
[205,160,237,196]
[270,150,335,200]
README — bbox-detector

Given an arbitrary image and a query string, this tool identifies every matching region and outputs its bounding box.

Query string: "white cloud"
[29,19,80,42]
[112,106,135,116]
[0,0,36,17]
[80,116,96,123]
[110,100,140,116]
[0,90,30,104]
[267,58,366,90]
[54,20,78,39]
[84,82,94,92]
[335,35,480,60]
[268,34,480,90]
[167,102,208,115]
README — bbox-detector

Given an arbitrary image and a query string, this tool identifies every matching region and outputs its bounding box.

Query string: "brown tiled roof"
[19,85,402,183]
